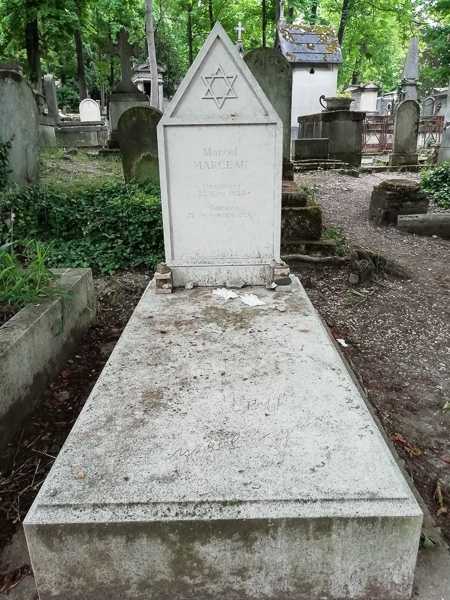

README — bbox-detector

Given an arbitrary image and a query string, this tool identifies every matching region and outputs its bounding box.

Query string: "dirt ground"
[1,159,450,596]
[294,169,450,548]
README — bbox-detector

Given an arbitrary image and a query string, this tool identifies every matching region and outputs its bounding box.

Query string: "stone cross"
[278,0,286,25]
[234,21,245,56]
[106,28,142,93]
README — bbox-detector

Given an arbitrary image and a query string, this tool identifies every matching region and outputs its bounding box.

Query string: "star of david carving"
[201,65,237,109]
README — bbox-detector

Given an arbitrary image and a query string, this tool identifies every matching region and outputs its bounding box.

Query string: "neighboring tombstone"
[402,37,419,101]
[43,74,59,123]
[438,78,450,163]
[422,96,435,117]
[79,98,101,122]
[118,106,162,183]
[0,69,39,186]
[389,99,420,166]
[158,22,283,288]
[244,48,292,167]
[105,28,149,148]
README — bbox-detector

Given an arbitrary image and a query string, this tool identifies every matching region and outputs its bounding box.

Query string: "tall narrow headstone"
[158,23,283,287]
[244,48,292,166]
[438,78,450,163]
[389,99,420,166]
[43,74,59,123]
[0,69,39,186]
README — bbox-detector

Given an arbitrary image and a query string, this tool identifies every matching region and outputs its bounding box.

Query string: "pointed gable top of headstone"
[162,22,281,123]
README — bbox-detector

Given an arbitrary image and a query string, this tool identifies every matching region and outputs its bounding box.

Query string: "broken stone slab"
[24,277,422,600]
[397,213,450,238]
[369,179,428,223]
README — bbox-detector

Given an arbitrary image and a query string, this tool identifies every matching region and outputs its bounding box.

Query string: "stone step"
[24,277,422,600]
[293,159,344,171]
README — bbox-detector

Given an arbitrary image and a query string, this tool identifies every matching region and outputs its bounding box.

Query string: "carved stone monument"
[105,28,149,148]
[158,22,283,287]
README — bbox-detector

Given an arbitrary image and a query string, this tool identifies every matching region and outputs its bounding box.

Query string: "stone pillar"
[320,110,365,166]
[389,100,419,166]
[402,38,419,102]
[43,74,59,123]
[438,80,450,164]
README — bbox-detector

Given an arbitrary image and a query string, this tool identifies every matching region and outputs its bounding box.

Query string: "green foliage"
[0,181,164,274]
[420,162,450,209]
[0,240,65,309]
[56,81,80,111]
[0,136,12,192]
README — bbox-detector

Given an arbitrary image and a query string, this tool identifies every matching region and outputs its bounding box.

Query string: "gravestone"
[244,47,292,169]
[118,106,162,183]
[0,69,39,186]
[79,98,101,122]
[106,28,149,148]
[25,23,422,600]
[158,23,283,287]
[389,99,420,166]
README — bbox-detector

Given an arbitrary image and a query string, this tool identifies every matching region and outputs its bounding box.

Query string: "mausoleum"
[275,17,342,137]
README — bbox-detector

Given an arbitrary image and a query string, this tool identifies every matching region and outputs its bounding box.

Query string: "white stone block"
[158,23,283,287]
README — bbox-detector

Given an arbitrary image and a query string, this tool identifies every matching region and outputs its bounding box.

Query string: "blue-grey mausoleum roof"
[276,24,342,65]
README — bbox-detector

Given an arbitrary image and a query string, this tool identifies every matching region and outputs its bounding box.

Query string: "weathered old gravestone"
[118,106,162,183]
[106,28,149,148]
[158,23,283,287]
[0,68,39,186]
[25,23,422,600]
[244,48,292,165]
[79,98,101,122]
[389,99,420,166]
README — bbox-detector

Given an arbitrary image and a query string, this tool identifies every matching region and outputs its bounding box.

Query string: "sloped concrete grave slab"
[0,268,96,455]
[24,278,422,600]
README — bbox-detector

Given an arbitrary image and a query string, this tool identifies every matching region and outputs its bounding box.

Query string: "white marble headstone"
[79,98,101,122]
[158,22,283,287]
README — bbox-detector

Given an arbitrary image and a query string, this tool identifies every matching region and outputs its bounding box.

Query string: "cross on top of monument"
[106,28,142,93]
[234,21,245,57]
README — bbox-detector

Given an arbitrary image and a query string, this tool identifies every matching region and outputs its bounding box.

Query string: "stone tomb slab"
[158,23,283,287]
[24,277,422,600]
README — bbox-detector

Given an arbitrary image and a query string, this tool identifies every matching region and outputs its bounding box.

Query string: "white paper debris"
[212,288,238,300]
[240,294,265,307]
[336,338,348,347]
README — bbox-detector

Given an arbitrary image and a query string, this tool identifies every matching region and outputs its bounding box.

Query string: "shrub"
[0,241,65,309]
[0,181,164,274]
[420,162,450,209]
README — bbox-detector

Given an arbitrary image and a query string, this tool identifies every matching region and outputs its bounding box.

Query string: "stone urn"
[319,95,354,111]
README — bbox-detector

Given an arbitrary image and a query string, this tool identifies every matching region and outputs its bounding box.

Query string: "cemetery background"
[1,152,450,597]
